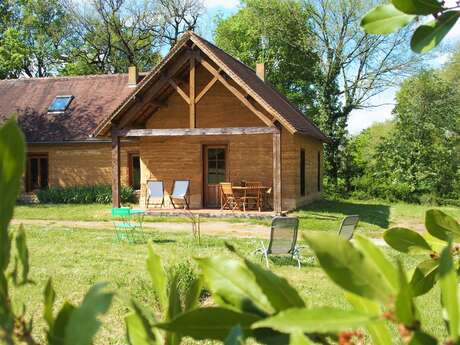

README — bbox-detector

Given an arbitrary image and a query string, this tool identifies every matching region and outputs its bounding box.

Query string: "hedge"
[36,185,137,204]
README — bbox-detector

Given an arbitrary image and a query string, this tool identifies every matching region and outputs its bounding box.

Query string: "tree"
[372,70,459,201]
[0,0,72,78]
[214,0,321,115]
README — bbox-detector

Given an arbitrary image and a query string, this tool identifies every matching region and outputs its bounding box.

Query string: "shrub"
[36,185,136,204]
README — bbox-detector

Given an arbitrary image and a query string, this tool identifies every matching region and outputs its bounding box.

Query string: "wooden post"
[189,56,196,128]
[112,130,121,208]
[273,128,282,213]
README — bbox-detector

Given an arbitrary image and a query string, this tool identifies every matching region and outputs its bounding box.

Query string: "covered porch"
[111,126,283,213]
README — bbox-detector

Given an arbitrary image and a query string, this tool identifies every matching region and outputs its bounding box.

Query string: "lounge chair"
[169,180,190,209]
[145,180,165,208]
[255,216,301,268]
[337,215,360,240]
[220,182,241,210]
[111,207,145,244]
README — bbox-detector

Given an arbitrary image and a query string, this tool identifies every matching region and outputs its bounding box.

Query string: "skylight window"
[48,95,73,112]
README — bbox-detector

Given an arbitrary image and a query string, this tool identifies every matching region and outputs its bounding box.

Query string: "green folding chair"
[111,207,145,244]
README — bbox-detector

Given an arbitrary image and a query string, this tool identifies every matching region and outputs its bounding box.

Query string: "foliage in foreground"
[36,185,136,204]
[0,119,114,344]
[126,209,460,345]
[361,0,460,53]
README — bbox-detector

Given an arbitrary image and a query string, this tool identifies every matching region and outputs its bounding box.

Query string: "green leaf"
[184,276,202,312]
[15,225,30,284]
[225,243,305,311]
[392,0,442,15]
[125,299,161,345]
[166,274,182,345]
[64,282,114,345]
[361,4,415,34]
[224,325,245,345]
[425,209,460,242]
[384,227,433,254]
[125,313,157,345]
[146,243,168,314]
[345,293,392,345]
[303,233,393,303]
[195,256,273,315]
[438,242,460,341]
[48,302,75,345]
[354,235,399,291]
[395,262,417,326]
[156,307,260,341]
[289,331,313,345]
[44,278,56,328]
[252,307,373,333]
[410,259,438,297]
[411,11,460,53]
[0,118,26,272]
[408,330,438,345]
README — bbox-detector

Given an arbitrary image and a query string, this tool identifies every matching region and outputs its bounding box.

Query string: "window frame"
[317,151,321,192]
[25,153,49,192]
[300,149,306,196]
[128,152,141,191]
[48,95,74,113]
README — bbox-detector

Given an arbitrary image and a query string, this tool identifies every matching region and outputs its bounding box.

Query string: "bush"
[36,185,136,204]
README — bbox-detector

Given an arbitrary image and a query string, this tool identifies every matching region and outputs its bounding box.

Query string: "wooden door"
[204,145,228,208]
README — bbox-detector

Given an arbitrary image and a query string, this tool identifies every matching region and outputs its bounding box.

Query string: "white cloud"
[203,0,239,9]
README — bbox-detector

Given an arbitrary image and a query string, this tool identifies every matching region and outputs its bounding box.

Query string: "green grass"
[11,223,448,344]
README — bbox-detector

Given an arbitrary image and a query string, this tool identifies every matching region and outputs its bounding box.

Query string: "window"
[26,154,48,192]
[48,95,73,112]
[129,153,141,190]
[300,149,305,196]
[206,148,226,184]
[317,151,321,192]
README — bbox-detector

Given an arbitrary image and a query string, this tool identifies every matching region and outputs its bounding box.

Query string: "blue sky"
[202,0,460,135]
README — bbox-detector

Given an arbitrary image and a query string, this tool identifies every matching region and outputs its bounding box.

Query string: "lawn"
[14,198,460,237]
[12,223,448,344]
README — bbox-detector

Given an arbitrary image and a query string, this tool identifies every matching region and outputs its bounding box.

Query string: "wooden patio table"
[232,186,270,212]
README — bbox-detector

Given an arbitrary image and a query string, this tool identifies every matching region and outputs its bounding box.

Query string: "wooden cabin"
[0,31,328,212]
[94,32,329,212]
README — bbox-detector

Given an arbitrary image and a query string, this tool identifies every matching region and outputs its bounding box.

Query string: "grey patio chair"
[255,216,301,269]
[169,180,191,209]
[337,215,360,240]
[145,180,165,208]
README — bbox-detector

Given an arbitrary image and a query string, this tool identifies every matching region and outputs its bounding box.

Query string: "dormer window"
[48,95,73,113]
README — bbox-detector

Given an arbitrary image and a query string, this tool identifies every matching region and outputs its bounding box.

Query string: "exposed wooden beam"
[115,127,278,137]
[195,75,218,104]
[116,51,192,129]
[169,79,190,104]
[197,56,274,128]
[189,56,196,128]
[111,130,121,208]
[273,128,282,214]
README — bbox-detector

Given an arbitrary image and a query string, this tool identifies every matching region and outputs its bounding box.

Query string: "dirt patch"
[11,219,270,239]
[391,218,426,233]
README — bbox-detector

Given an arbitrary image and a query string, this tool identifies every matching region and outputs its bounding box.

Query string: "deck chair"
[337,215,360,240]
[220,182,241,210]
[145,180,165,208]
[112,208,145,244]
[169,180,190,209]
[255,216,301,268]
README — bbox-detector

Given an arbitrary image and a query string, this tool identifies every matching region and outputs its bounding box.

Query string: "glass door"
[204,146,227,208]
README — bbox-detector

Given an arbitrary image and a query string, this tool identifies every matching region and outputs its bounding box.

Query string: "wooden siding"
[139,135,273,208]
[25,142,138,190]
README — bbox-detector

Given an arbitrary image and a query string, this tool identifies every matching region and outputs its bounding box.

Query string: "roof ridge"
[0,73,128,82]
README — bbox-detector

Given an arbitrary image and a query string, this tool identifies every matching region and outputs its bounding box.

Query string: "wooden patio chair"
[242,181,262,211]
[337,215,360,240]
[220,182,241,210]
[169,180,191,209]
[255,216,301,268]
[145,180,165,208]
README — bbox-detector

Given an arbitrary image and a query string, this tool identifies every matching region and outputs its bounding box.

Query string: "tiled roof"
[0,74,132,142]
[95,31,328,142]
